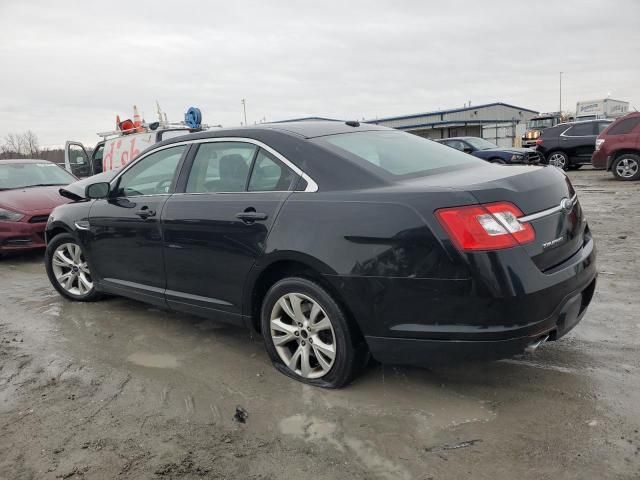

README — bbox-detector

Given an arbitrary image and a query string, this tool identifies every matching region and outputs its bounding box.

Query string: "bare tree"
[1,131,41,158]
[23,130,40,157]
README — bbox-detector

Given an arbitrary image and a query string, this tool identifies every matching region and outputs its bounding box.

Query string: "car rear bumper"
[0,219,48,252]
[591,149,609,169]
[325,232,596,365]
[365,277,594,365]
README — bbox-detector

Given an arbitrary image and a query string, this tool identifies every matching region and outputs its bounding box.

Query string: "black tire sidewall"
[612,154,640,181]
[45,233,101,302]
[260,277,361,388]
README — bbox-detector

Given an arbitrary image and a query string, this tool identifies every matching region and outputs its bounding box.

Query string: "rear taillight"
[435,202,535,251]
[535,138,544,146]
[595,138,604,151]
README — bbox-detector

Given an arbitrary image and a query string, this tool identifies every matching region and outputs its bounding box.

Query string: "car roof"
[0,158,52,164]
[556,119,613,127]
[436,137,477,141]
[159,120,390,144]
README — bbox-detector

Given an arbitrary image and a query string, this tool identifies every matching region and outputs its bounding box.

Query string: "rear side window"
[186,142,257,193]
[607,117,640,135]
[565,123,594,136]
[313,131,480,177]
[248,149,297,191]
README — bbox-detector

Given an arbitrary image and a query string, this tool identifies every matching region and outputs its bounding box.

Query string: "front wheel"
[261,277,367,388]
[45,233,102,301]
[547,151,569,170]
[611,154,640,181]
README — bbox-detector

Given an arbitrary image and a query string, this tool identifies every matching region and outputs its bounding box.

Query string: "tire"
[261,277,367,388]
[611,154,640,181]
[547,151,569,170]
[45,233,102,302]
[489,158,506,165]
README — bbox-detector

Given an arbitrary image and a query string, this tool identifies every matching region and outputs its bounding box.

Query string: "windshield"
[0,162,76,190]
[464,137,498,150]
[313,130,482,177]
[529,118,556,129]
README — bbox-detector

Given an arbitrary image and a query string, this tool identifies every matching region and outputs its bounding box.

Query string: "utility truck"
[62,104,207,178]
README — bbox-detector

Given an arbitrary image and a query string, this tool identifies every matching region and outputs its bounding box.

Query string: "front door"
[162,141,298,323]
[86,144,187,305]
[64,141,93,178]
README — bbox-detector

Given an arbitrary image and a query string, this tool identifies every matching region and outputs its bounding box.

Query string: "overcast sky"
[1,0,639,147]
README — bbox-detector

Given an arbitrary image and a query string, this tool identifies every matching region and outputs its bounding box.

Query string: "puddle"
[279,414,412,480]
[127,352,180,369]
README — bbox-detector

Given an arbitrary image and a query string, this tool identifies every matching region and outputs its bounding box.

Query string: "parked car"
[0,159,75,254]
[591,112,640,181]
[535,119,612,170]
[44,121,596,387]
[436,137,542,165]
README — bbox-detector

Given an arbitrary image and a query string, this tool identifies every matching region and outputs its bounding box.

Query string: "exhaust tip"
[524,335,549,354]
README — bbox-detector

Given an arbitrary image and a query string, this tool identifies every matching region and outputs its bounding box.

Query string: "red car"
[0,159,76,254]
[592,112,640,181]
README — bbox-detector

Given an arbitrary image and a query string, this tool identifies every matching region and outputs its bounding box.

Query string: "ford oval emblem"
[560,197,574,214]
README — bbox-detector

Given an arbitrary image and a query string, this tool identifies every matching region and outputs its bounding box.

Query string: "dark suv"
[536,119,612,170]
[591,112,640,181]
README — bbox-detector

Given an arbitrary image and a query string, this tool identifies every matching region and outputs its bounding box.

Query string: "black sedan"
[44,121,596,387]
[436,136,542,164]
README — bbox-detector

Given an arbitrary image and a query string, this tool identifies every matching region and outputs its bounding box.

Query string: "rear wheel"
[261,277,367,388]
[548,151,569,170]
[45,233,102,301]
[611,154,640,181]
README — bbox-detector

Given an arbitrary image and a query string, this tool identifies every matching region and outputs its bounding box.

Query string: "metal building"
[367,102,539,147]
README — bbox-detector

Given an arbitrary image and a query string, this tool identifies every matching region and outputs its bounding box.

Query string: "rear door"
[560,123,598,161]
[162,140,299,323]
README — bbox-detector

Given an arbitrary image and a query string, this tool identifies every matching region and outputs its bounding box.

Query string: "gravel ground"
[0,168,639,480]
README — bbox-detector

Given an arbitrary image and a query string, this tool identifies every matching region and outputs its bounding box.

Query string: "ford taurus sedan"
[44,121,596,387]
[0,159,75,254]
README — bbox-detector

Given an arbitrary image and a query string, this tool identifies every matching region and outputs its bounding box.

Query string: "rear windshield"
[313,130,481,177]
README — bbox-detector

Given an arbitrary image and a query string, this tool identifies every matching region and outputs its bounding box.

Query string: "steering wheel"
[156,179,172,194]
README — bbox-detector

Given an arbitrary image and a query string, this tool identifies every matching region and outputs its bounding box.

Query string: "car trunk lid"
[404,164,586,271]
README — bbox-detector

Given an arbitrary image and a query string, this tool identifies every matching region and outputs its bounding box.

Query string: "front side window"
[443,140,466,151]
[314,130,482,177]
[248,149,297,191]
[115,145,185,197]
[186,142,257,193]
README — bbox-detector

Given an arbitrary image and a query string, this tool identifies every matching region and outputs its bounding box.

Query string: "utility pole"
[241,99,247,125]
[559,72,563,113]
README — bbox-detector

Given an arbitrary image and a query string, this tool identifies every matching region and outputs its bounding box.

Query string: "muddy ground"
[0,168,639,480]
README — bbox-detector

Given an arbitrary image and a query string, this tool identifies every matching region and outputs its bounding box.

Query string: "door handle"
[236,210,268,223]
[135,207,156,219]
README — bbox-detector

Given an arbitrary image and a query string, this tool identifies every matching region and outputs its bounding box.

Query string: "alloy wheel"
[615,158,639,179]
[549,153,567,169]
[51,242,93,296]
[269,292,336,379]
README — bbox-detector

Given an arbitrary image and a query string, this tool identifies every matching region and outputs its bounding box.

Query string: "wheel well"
[45,226,70,244]
[249,260,363,342]
[612,149,640,163]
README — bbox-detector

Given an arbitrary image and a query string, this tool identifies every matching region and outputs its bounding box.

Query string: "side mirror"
[85,182,110,199]
[463,147,474,154]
